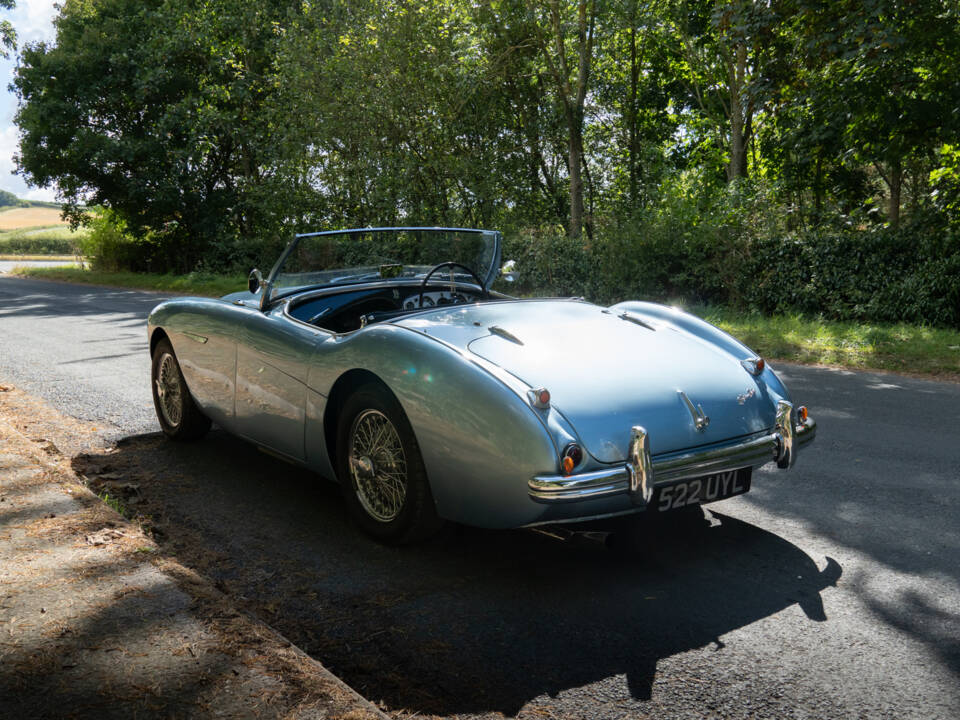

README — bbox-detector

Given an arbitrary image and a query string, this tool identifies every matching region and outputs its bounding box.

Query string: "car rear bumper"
[529,400,815,506]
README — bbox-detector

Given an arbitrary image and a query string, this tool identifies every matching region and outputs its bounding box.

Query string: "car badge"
[678,390,710,431]
[737,388,756,405]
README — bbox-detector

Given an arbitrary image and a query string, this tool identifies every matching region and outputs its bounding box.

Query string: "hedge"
[500,225,960,328]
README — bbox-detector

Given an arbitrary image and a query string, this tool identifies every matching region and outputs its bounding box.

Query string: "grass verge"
[0,254,78,261]
[12,265,246,297]
[8,266,960,379]
[698,305,960,379]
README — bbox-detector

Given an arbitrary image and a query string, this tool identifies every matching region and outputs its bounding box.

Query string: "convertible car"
[148,227,815,543]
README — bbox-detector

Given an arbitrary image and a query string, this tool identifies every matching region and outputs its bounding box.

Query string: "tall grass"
[0,226,89,255]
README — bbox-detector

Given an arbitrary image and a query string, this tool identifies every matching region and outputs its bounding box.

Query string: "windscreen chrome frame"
[263,226,502,310]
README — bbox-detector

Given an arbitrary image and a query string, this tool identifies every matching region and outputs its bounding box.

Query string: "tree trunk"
[538,0,595,238]
[726,43,748,182]
[627,11,639,205]
[568,114,584,238]
[888,156,902,228]
[813,152,823,217]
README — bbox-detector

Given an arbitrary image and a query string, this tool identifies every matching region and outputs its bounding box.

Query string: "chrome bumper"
[529,400,816,505]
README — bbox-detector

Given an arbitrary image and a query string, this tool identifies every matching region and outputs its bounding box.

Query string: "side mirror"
[500,259,517,283]
[248,268,265,294]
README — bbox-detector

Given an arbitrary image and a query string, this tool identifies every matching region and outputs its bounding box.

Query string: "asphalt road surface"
[1,273,958,719]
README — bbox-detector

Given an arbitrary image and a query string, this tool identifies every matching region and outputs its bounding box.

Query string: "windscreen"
[270,227,498,296]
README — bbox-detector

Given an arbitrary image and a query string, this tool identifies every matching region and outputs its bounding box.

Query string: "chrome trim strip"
[529,413,816,504]
[618,311,657,331]
[182,332,208,344]
[489,325,523,345]
[627,426,653,505]
[678,390,710,431]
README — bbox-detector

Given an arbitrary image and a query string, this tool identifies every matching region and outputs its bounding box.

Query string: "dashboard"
[286,284,483,333]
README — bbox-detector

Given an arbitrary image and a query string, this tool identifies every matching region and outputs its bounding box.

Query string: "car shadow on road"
[74,430,842,717]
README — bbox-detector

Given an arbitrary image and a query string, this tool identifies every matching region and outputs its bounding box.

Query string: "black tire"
[336,382,443,544]
[151,337,212,440]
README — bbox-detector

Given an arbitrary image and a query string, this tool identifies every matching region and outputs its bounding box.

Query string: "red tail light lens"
[741,357,765,375]
[529,387,551,409]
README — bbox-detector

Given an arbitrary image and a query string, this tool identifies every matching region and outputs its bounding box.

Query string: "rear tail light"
[528,387,551,409]
[741,357,765,375]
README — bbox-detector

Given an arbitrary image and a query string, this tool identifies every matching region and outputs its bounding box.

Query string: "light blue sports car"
[148,227,815,543]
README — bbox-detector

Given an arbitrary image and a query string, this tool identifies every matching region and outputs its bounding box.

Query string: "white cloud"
[11,1,58,46]
[22,185,57,202]
[0,123,17,178]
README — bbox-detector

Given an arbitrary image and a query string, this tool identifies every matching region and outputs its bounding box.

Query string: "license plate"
[651,468,752,513]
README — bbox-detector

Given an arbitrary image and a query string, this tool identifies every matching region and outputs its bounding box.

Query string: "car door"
[234,304,324,460]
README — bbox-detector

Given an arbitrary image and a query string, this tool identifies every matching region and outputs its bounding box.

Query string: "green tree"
[669,0,789,182]
[1,0,15,59]
[14,0,291,271]
[525,0,598,237]
[789,0,960,226]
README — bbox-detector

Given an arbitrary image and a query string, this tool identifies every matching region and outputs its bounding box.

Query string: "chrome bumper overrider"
[529,400,816,505]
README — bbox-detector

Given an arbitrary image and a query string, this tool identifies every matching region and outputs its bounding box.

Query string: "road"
[1,273,958,719]
[0,274,158,436]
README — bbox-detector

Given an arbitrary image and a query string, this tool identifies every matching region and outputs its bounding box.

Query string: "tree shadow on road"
[74,430,842,717]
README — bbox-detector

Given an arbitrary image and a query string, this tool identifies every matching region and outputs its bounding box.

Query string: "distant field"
[0,206,67,230]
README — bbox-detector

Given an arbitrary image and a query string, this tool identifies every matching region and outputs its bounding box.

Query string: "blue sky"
[1,1,57,201]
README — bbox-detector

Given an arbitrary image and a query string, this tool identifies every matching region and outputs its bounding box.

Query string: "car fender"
[306,324,560,528]
[147,298,252,428]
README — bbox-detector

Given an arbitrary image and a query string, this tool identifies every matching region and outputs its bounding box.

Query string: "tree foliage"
[12,0,960,281]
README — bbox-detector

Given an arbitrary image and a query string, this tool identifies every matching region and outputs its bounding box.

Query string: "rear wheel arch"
[324,369,393,476]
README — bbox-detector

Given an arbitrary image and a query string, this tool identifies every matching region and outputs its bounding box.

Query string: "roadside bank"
[0,383,386,719]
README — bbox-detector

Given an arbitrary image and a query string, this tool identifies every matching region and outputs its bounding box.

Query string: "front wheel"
[151,337,211,440]
[336,383,442,544]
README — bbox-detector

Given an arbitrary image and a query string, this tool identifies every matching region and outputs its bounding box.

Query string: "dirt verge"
[0,383,386,719]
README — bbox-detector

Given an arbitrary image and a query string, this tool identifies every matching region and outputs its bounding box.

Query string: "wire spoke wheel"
[348,409,408,522]
[150,337,210,441]
[156,352,184,428]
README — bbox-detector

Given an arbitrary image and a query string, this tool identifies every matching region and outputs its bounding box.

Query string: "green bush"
[0,232,76,255]
[500,180,960,328]
[78,209,163,271]
[738,226,960,326]
[501,178,786,305]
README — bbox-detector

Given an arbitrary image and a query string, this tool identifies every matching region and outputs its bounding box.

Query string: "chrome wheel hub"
[352,455,376,480]
[348,409,407,522]
[156,353,183,428]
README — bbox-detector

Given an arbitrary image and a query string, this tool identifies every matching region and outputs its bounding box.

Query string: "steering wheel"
[418,261,488,310]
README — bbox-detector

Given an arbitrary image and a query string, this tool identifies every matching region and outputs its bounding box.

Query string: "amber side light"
[798,405,808,423]
[562,443,584,475]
